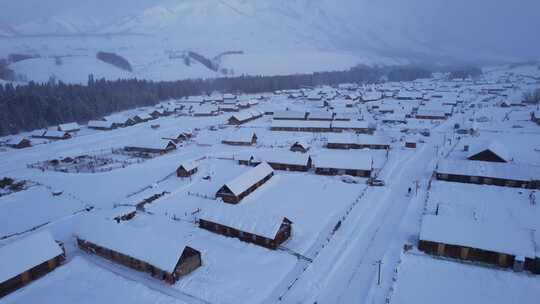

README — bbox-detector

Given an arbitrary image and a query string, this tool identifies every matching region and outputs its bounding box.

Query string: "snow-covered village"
[1,1,540,304]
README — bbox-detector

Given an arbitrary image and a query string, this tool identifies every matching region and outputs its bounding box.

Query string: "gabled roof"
[436,159,540,182]
[178,160,199,172]
[88,120,114,129]
[223,162,273,196]
[420,215,535,258]
[201,204,288,239]
[467,141,511,162]
[314,153,372,171]
[237,150,311,166]
[0,231,63,283]
[273,111,307,120]
[125,139,176,151]
[43,130,70,138]
[76,218,192,273]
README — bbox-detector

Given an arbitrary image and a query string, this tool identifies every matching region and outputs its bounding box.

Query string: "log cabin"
[216,162,274,204]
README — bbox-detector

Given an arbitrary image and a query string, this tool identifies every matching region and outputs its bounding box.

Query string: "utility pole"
[373,260,383,285]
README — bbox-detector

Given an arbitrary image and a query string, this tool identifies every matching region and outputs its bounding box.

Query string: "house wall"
[435,173,533,188]
[315,167,371,177]
[0,255,64,298]
[177,167,197,177]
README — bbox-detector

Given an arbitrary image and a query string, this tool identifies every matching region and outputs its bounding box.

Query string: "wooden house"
[418,215,539,274]
[216,162,274,204]
[32,130,72,140]
[76,220,201,284]
[272,111,308,121]
[331,121,375,134]
[177,160,199,177]
[88,120,116,131]
[219,105,239,112]
[467,141,510,163]
[326,134,390,150]
[314,154,373,177]
[238,152,312,172]
[271,120,333,133]
[57,122,80,133]
[435,159,540,189]
[290,141,310,153]
[0,231,65,298]
[199,207,292,250]
[415,110,447,120]
[221,132,257,146]
[531,111,540,125]
[307,111,334,121]
[133,113,154,124]
[8,138,31,149]
[228,110,263,125]
[125,140,177,155]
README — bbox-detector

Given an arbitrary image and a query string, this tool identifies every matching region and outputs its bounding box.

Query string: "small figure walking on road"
[407,187,412,196]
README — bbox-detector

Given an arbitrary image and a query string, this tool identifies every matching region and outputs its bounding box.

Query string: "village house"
[531,111,540,125]
[219,104,239,112]
[418,215,539,274]
[124,140,177,155]
[326,133,391,150]
[199,206,292,250]
[31,130,72,140]
[227,110,263,125]
[382,114,407,124]
[237,151,312,172]
[271,120,333,132]
[236,101,250,109]
[361,91,383,102]
[415,110,447,120]
[314,154,373,177]
[132,113,154,124]
[57,122,80,133]
[466,141,511,163]
[149,109,166,119]
[162,130,193,143]
[216,162,274,204]
[331,121,375,134]
[88,120,116,131]
[192,105,218,117]
[8,138,31,149]
[307,111,334,121]
[76,220,201,284]
[0,231,65,298]
[435,159,540,189]
[290,140,310,153]
[176,160,199,177]
[272,111,308,121]
[221,131,258,146]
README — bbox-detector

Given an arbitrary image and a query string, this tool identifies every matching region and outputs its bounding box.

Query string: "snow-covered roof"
[134,113,153,120]
[178,160,199,172]
[125,139,176,151]
[362,91,383,101]
[0,231,63,283]
[200,204,287,239]
[314,153,372,171]
[307,111,333,120]
[326,133,390,146]
[223,131,256,143]
[420,215,536,258]
[331,120,373,130]
[273,111,307,120]
[223,162,273,196]
[437,159,540,182]
[271,120,331,129]
[416,109,446,118]
[237,150,311,166]
[58,122,80,132]
[467,141,511,162]
[43,130,69,138]
[88,120,114,129]
[76,219,192,273]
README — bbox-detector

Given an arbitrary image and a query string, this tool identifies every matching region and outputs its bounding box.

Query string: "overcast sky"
[1,0,539,61]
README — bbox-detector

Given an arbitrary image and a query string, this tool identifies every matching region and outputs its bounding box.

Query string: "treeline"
[0,65,431,136]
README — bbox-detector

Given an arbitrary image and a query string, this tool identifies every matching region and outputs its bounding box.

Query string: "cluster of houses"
[418,141,540,275]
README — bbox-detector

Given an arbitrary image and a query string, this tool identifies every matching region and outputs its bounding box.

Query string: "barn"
[314,154,373,177]
[418,215,539,274]
[435,159,540,189]
[177,160,199,177]
[238,151,312,172]
[76,220,201,284]
[199,206,292,250]
[228,110,263,125]
[57,122,80,133]
[221,131,258,146]
[216,162,274,204]
[290,141,310,153]
[467,141,510,163]
[0,231,65,298]
[124,140,177,155]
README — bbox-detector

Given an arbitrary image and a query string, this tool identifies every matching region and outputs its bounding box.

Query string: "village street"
[276,119,456,304]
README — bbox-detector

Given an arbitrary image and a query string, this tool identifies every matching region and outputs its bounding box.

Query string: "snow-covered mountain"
[1,0,539,83]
